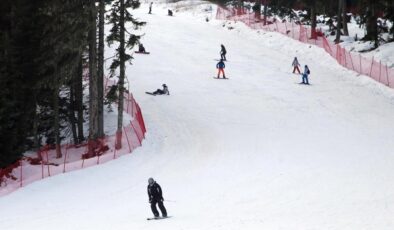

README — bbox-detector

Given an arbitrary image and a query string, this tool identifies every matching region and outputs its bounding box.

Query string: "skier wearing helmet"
[146,84,170,95]
[147,178,167,218]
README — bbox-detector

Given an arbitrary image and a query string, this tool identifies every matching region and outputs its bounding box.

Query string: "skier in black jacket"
[147,178,167,218]
[220,44,227,61]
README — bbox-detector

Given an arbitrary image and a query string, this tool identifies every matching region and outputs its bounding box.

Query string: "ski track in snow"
[1,2,394,230]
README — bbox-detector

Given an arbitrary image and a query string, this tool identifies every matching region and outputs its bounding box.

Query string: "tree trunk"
[33,103,39,149]
[254,1,261,20]
[335,0,343,43]
[88,0,99,154]
[69,81,78,144]
[98,0,105,138]
[342,0,349,36]
[76,56,84,144]
[311,2,317,39]
[263,0,268,25]
[53,85,62,159]
[364,1,378,47]
[237,0,244,15]
[116,0,126,150]
[389,0,394,38]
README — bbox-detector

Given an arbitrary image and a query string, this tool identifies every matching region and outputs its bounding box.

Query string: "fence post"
[130,121,142,145]
[386,65,390,87]
[126,93,130,114]
[378,61,382,82]
[139,112,146,137]
[248,9,250,26]
[284,22,287,34]
[113,145,117,159]
[369,56,374,77]
[63,143,68,173]
[359,54,362,74]
[131,95,134,116]
[41,151,44,179]
[304,25,308,43]
[20,159,23,187]
[96,140,101,164]
[0,168,3,187]
[349,52,355,71]
[298,25,301,41]
[46,151,50,177]
[136,103,146,135]
[123,126,132,153]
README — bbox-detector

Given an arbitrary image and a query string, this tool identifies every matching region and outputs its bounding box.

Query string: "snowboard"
[135,51,150,54]
[147,216,172,221]
[145,92,156,96]
[213,77,229,80]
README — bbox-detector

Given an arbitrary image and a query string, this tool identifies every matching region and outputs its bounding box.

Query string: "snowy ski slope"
[1,2,394,230]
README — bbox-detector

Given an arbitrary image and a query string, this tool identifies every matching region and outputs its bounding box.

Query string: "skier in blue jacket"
[216,59,226,79]
[301,65,310,84]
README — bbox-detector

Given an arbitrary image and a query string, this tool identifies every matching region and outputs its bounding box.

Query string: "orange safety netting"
[216,7,393,88]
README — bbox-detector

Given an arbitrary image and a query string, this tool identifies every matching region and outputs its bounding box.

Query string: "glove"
[149,199,152,203]
[160,197,164,202]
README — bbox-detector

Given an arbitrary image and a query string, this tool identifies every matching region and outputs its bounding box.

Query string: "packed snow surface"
[1,2,394,230]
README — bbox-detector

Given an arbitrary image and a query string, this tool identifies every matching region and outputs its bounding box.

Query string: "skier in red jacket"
[216,59,226,79]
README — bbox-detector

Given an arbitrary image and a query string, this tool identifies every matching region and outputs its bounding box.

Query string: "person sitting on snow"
[152,84,170,95]
[138,43,146,53]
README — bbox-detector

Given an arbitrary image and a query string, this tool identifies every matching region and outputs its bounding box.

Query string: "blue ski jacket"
[217,61,225,69]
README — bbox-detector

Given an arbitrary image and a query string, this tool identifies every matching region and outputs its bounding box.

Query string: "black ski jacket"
[221,46,227,54]
[147,182,163,201]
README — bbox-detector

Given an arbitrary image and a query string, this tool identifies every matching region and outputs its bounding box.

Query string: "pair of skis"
[147,216,172,221]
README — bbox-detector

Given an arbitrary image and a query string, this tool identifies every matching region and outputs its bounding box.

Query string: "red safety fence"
[0,75,147,196]
[216,7,394,88]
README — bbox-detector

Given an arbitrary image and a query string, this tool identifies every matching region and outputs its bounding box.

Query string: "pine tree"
[0,0,91,167]
[107,0,145,149]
